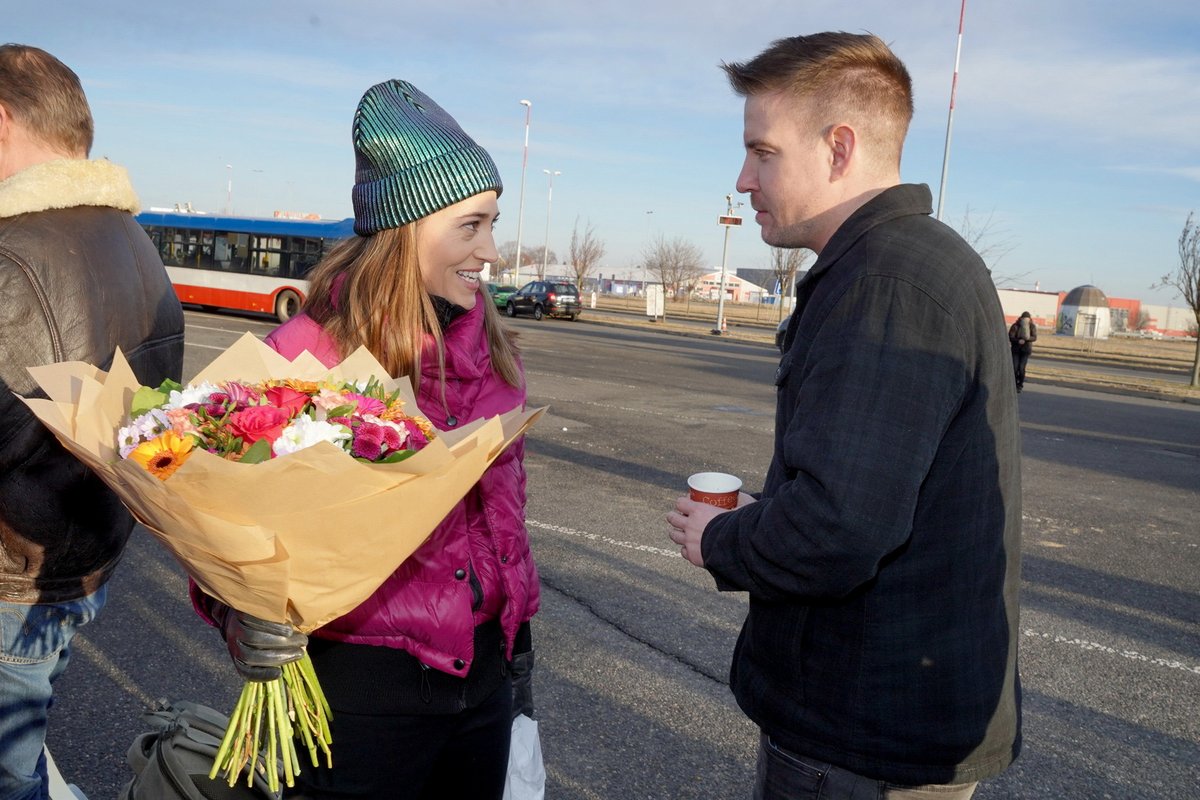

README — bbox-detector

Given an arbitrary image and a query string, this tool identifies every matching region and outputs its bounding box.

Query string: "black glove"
[510,621,535,719]
[511,649,535,720]
[211,602,307,682]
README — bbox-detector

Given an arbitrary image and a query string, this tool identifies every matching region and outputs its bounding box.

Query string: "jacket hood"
[0,158,139,219]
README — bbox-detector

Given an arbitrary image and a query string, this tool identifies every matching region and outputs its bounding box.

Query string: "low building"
[695,271,768,303]
[1140,303,1197,338]
[1059,284,1112,338]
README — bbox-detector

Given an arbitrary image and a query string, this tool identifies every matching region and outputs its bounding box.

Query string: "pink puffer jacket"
[261,301,539,676]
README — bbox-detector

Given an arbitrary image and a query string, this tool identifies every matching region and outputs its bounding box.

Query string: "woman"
[196,79,538,799]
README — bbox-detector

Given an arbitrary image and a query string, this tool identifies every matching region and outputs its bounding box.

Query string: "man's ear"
[828,123,856,180]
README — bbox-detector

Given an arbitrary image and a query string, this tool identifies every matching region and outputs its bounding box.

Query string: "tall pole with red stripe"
[935,0,967,221]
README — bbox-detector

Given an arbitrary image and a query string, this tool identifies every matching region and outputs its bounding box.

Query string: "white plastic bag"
[502,714,545,800]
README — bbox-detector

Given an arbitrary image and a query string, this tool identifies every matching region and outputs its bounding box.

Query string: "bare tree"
[957,206,1015,265]
[496,241,518,271]
[642,234,705,300]
[567,217,606,293]
[769,247,813,321]
[497,240,543,284]
[1155,211,1200,386]
[516,246,554,280]
[955,206,1032,287]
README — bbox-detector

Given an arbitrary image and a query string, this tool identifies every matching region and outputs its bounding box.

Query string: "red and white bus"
[136,211,355,322]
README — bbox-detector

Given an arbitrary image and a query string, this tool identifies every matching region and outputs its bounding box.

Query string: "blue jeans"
[754,734,978,800]
[0,587,107,800]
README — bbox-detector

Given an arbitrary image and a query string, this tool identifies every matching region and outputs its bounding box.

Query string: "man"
[0,44,184,799]
[667,33,1021,799]
[1009,311,1037,392]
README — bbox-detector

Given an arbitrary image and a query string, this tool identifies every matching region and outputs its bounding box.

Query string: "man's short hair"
[0,44,94,157]
[721,32,913,169]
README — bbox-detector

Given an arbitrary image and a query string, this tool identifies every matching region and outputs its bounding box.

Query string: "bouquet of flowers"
[21,332,543,792]
[118,368,441,787]
[118,373,437,475]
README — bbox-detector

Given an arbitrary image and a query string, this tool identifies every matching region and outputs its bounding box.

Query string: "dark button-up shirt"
[703,184,1022,785]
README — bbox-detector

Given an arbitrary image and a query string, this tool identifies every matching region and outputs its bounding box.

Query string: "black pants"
[286,679,512,799]
[285,637,514,800]
[1012,349,1030,390]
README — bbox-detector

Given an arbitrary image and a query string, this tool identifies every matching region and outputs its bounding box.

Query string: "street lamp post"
[513,100,532,285]
[541,169,561,280]
[713,194,743,335]
[936,0,967,221]
[225,164,233,215]
[643,210,655,316]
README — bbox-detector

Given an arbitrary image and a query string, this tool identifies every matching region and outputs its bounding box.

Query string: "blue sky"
[10,1,1199,304]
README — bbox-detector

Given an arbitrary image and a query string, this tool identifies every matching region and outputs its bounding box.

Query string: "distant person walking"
[1009,311,1037,392]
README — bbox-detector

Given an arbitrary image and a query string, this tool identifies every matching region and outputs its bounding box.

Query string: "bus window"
[181,235,200,267]
[213,234,231,269]
[228,233,249,272]
[198,231,215,269]
[160,228,183,266]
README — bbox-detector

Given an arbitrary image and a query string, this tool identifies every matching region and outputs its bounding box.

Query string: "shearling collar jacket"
[0,158,185,603]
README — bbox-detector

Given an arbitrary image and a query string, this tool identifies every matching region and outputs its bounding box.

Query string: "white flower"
[272,413,352,457]
[116,408,171,458]
[166,381,221,409]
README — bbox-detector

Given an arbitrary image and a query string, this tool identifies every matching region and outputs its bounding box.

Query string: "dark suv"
[505,281,582,321]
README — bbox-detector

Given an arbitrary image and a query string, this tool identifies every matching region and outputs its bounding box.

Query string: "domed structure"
[1060,284,1111,338]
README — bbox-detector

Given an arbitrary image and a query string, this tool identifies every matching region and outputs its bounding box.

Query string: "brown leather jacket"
[0,159,184,603]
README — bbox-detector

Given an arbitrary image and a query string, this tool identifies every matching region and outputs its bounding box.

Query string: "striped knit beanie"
[351,80,502,236]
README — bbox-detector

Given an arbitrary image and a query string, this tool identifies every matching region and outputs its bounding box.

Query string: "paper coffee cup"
[687,472,742,509]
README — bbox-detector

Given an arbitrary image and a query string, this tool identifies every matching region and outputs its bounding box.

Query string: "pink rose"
[264,386,310,419]
[228,406,290,445]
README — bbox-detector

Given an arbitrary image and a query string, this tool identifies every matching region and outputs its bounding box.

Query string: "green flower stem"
[243,683,261,786]
[209,684,247,780]
[266,686,279,795]
[272,676,297,787]
[297,651,333,721]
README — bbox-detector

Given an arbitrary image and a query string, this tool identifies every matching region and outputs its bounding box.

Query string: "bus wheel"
[275,289,301,322]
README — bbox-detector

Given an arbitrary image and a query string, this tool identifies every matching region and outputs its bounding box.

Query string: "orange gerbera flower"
[128,431,195,480]
[280,378,324,394]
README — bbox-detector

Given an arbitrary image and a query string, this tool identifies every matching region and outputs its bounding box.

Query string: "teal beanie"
[351,79,503,236]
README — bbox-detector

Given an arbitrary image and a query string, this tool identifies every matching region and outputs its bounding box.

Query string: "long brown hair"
[302,225,521,396]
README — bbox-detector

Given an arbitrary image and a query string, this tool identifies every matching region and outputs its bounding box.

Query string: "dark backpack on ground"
[118,699,279,800]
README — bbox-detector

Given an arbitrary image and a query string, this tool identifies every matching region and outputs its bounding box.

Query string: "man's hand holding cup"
[667,472,749,567]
